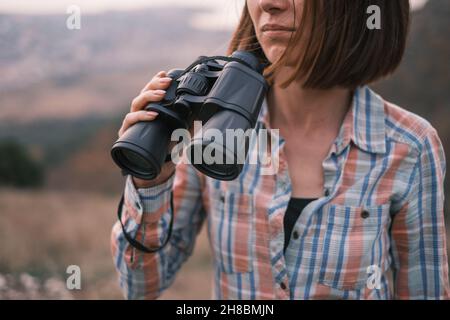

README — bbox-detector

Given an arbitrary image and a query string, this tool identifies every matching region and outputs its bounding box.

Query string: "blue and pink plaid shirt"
[111,86,449,299]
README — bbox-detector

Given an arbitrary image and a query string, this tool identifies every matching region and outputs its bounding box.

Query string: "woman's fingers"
[120,70,175,137]
[140,70,173,94]
[130,89,167,112]
[118,110,159,138]
[140,71,165,93]
[130,71,173,112]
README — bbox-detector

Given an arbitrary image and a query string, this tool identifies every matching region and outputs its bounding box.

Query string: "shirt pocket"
[318,202,391,291]
[209,189,254,274]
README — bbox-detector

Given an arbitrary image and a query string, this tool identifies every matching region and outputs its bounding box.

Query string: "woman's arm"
[390,127,450,299]
[110,159,205,299]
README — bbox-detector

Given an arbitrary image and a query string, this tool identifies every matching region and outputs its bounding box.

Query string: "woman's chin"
[264,45,289,64]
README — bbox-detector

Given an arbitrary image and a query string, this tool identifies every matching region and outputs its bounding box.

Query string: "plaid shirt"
[111,86,449,300]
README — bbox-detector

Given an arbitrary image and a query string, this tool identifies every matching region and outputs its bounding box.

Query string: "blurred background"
[0,0,448,299]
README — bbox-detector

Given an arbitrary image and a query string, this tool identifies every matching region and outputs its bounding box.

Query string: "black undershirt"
[283,197,317,253]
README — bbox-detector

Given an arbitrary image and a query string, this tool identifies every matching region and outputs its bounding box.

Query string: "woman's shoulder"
[380,94,442,154]
[378,94,446,182]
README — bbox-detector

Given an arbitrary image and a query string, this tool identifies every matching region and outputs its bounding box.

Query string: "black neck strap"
[173,55,270,82]
[117,190,174,253]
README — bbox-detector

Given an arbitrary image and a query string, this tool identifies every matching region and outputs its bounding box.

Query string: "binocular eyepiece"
[111,51,268,181]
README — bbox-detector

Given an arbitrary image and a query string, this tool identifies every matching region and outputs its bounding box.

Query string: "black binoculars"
[111,51,268,181]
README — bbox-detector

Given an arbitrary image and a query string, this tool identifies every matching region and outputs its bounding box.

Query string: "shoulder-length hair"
[227,0,410,89]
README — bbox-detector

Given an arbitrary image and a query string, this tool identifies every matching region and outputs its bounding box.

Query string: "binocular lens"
[111,120,171,180]
[185,109,251,181]
[187,138,241,181]
[112,146,158,180]
[117,149,154,176]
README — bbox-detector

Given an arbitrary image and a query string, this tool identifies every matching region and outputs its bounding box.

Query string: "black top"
[283,197,317,253]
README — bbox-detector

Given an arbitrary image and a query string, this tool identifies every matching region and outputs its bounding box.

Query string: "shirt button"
[220,194,225,202]
[135,201,141,210]
[361,209,370,219]
[280,282,287,290]
[292,230,299,240]
[324,188,330,197]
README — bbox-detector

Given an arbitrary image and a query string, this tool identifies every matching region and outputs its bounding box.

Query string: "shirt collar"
[257,85,386,155]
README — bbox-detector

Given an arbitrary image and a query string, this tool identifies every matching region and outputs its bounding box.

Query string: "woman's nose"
[258,0,290,14]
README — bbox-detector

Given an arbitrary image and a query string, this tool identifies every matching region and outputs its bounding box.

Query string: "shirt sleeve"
[390,127,450,299]
[110,160,206,299]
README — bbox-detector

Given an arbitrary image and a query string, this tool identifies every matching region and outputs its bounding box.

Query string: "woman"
[111,0,449,299]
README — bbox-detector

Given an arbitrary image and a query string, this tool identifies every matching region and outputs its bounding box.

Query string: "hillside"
[0,8,231,122]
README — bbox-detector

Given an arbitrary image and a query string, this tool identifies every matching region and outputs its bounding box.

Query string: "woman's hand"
[118,71,176,189]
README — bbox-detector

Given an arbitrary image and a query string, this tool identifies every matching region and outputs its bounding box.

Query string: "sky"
[0,0,429,30]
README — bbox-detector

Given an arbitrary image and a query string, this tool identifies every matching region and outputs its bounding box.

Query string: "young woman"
[111,0,449,299]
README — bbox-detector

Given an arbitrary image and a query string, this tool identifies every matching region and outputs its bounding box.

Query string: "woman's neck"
[267,77,352,139]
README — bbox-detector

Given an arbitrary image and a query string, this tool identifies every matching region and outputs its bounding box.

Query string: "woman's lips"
[262,30,295,37]
[261,24,296,38]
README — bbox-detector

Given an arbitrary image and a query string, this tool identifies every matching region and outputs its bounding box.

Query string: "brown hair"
[227,0,410,89]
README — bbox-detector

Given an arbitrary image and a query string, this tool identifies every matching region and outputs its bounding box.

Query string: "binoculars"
[111,51,268,181]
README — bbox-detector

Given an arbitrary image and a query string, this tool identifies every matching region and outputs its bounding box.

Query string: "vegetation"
[0,140,44,188]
